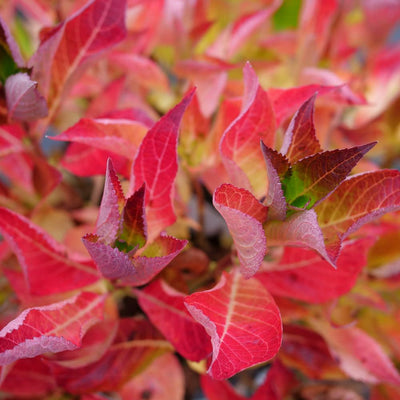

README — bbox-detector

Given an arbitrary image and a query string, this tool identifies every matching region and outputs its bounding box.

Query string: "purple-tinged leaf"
[96,158,125,245]
[135,279,212,361]
[283,143,376,209]
[315,170,400,261]
[83,234,187,286]
[265,209,333,266]
[260,142,288,220]
[121,236,188,286]
[0,292,105,366]
[280,94,322,163]
[185,271,282,380]
[220,62,276,196]
[0,207,100,296]
[130,90,194,239]
[83,234,134,280]
[213,184,268,278]
[5,73,48,121]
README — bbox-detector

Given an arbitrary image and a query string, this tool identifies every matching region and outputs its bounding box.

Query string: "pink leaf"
[135,279,211,361]
[220,63,276,196]
[0,17,25,67]
[280,94,322,163]
[299,0,338,57]
[83,234,187,286]
[0,207,100,296]
[315,323,400,385]
[260,143,288,220]
[265,209,333,266]
[111,53,169,91]
[175,59,231,117]
[315,170,400,261]
[130,90,194,239]
[5,73,48,121]
[185,271,282,380]
[30,0,127,118]
[213,184,268,278]
[269,84,337,126]
[53,110,150,158]
[0,292,105,365]
[207,4,281,60]
[61,144,131,178]
[119,353,184,400]
[257,238,374,303]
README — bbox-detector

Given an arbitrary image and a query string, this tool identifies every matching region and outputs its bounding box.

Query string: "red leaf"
[46,319,118,368]
[53,111,150,158]
[283,143,376,209]
[85,76,125,118]
[83,234,187,285]
[120,184,147,250]
[30,0,127,118]
[201,359,296,400]
[315,170,400,261]
[213,184,268,278]
[280,94,321,163]
[280,325,337,379]
[96,158,125,245]
[0,292,105,365]
[0,357,56,398]
[135,279,211,361]
[200,376,245,400]
[61,144,131,178]
[119,353,184,400]
[0,207,100,296]
[260,143,288,221]
[5,73,48,121]
[32,155,62,198]
[269,84,337,125]
[220,63,276,196]
[0,124,25,157]
[265,209,332,266]
[51,317,171,393]
[257,238,374,303]
[315,322,400,385]
[185,271,282,380]
[130,90,194,239]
